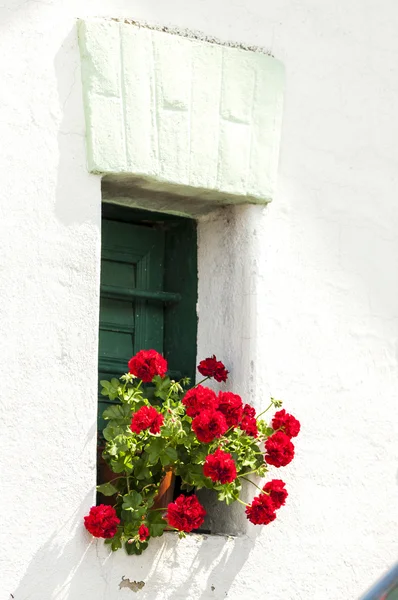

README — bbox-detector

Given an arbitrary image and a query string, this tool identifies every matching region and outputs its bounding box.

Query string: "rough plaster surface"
[78,19,284,205]
[1,1,398,599]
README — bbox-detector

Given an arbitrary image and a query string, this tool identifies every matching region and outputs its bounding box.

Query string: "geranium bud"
[127,538,134,544]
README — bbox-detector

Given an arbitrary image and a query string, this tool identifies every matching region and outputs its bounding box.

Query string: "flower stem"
[141,483,158,492]
[194,376,210,388]
[105,475,124,484]
[126,475,130,493]
[236,497,250,508]
[238,470,259,478]
[256,402,273,420]
[240,476,265,494]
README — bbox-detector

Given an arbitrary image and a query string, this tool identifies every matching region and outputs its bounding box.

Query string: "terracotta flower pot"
[153,468,175,510]
[97,443,176,510]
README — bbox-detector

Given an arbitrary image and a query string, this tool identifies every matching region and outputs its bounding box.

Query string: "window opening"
[97,203,197,507]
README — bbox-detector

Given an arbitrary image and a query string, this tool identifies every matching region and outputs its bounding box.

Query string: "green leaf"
[179,482,194,492]
[147,510,167,537]
[122,491,143,510]
[131,506,147,520]
[164,446,178,462]
[153,376,171,401]
[103,423,125,441]
[159,426,173,437]
[103,404,131,423]
[149,522,167,537]
[135,465,151,480]
[191,450,207,464]
[215,481,242,505]
[105,531,122,551]
[145,438,166,464]
[110,454,133,474]
[96,482,119,496]
[100,380,112,397]
[125,540,148,555]
[105,441,118,456]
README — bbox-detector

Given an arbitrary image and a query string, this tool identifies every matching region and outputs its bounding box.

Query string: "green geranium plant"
[83,350,300,555]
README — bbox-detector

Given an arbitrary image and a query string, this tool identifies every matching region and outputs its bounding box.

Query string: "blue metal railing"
[360,564,398,600]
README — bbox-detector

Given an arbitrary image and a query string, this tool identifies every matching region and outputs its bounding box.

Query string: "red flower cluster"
[166,494,206,532]
[246,479,288,525]
[203,448,237,484]
[245,493,276,525]
[182,385,218,417]
[240,403,258,437]
[131,405,164,435]
[84,504,120,538]
[217,391,243,427]
[265,431,295,467]
[263,479,288,509]
[272,409,300,438]
[138,524,150,541]
[192,410,228,443]
[186,389,259,442]
[198,355,229,382]
[128,349,167,383]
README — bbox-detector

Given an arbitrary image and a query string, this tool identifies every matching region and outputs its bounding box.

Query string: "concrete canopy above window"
[78,19,285,212]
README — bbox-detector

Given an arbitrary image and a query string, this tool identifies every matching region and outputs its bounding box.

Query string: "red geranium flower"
[265,431,295,468]
[128,349,167,383]
[243,403,256,419]
[271,409,300,438]
[182,385,218,417]
[191,409,228,443]
[245,494,276,525]
[84,504,120,538]
[240,415,258,437]
[166,494,206,532]
[138,524,150,541]
[263,479,288,509]
[203,448,237,484]
[131,405,164,435]
[198,355,229,382]
[217,391,243,427]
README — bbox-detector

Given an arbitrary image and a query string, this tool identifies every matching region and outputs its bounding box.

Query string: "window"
[97,203,197,502]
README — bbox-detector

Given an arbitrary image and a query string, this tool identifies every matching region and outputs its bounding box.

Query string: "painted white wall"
[1,1,398,599]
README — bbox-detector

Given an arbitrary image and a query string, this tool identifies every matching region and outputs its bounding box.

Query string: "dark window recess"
[97,203,197,504]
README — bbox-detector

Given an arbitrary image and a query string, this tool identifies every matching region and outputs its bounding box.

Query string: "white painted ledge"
[78,19,285,206]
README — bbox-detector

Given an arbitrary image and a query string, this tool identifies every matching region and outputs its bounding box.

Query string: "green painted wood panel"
[98,218,165,432]
[164,219,198,385]
[98,204,197,437]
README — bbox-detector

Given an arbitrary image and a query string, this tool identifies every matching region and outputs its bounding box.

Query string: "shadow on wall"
[9,490,256,600]
[162,534,256,600]
[54,25,100,227]
[9,490,95,600]
[92,527,258,600]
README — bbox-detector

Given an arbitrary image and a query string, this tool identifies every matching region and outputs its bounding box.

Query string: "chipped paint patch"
[119,576,145,592]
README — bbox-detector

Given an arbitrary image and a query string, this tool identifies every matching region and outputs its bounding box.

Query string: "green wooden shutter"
[98,204,197,437]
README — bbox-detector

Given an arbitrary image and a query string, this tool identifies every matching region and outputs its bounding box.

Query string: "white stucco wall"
[1,1,398,599]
